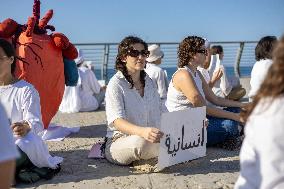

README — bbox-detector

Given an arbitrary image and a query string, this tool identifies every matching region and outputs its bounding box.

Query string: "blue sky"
[1,0,284,43]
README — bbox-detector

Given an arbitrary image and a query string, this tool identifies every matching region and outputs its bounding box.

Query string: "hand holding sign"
[140,127,164,143]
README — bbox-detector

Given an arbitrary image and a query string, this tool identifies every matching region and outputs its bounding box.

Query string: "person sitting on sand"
[198,42,246,101]
[248,36,277,101]
[235,35,284,189]
[0,39,62,184]
[104,36,164,165]
[75,56,106,111]
[166,36,247,150]
[59,56,106,113]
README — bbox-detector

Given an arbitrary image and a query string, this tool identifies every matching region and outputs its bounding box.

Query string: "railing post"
[102,44,109,81]
[234,42,245,77]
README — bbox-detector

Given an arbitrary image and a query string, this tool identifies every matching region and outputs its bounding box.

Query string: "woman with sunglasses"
[166,36,246,149]
[0,39,62,183]
[105,36,164,165]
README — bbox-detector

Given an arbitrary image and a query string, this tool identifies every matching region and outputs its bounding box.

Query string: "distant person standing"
[248,36,277,101]
[145,44,168,100]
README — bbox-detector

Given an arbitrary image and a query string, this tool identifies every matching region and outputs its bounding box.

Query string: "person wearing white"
[78,65,105,111]
[0,39,62,183]
[235,36,284,189]
[248,59,273,99]
[59,56,105,113]
[145,44,168,100]
[0,103,19,189]
[203,44,246,101]
[166,36,245,147]
[104,36,163,165]
[248,36,277,101]
[0,80,63,169]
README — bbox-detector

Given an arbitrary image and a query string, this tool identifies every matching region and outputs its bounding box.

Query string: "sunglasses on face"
[127,49,150,58]
[196,49,208,56]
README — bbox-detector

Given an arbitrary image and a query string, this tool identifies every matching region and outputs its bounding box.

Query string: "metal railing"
[75,41,257,82]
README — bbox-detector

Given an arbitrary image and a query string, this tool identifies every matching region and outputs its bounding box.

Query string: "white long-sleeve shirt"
[105,71,162,138]
[235,96,284,189]
[249,59,273,100]
[0,80,62,168]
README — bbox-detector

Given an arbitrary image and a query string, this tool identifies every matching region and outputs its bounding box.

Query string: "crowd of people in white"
[1,34,283,189]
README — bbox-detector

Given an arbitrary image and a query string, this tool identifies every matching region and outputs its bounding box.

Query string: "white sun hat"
[75,56,84,65]
[146,44,164,63]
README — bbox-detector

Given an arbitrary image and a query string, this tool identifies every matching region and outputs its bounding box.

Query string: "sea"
[94,66,252,81]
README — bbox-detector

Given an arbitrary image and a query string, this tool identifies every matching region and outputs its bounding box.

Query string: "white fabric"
[75,56,84,65]
[235,96,284,189]
[105,71,162,138]
[248,59,273,100]
[0,104,19,162]
[60,67,103,113]
[207,54,232,96]
[145,63,168,99]
[78,67,102,111]
[41,124,80,141]
[59,76,82,113]
[197,66,210,84]
[0,80,62,168]
[166,66,205,112]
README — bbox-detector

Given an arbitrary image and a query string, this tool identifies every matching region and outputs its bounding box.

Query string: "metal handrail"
[75,41,258,81]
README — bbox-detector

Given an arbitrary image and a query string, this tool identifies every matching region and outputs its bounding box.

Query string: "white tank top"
[166,66,205,112]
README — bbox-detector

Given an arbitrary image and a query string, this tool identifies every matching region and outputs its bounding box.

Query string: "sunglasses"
[196,49,208,56]
[127,49,150,58]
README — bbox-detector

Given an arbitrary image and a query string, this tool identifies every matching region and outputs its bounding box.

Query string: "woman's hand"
[140,127,164,143]
[11,121,31,137]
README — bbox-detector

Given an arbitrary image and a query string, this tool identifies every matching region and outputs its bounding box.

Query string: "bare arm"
[113,118,163,143]
[173,69,206,107]
[199,71,245,108]
[207,106,241,122]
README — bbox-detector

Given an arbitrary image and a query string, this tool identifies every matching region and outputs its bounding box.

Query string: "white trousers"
[105,135,159,165]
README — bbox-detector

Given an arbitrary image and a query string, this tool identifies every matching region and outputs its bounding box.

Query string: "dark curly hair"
[115,36,148,89]
[211,45,223,55]
[0,38,17,74]
[241,35,284,122]
[177,36,205,68]
[255,36,277,61]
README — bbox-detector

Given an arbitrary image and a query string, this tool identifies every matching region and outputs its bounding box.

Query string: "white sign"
[157,107,207,170]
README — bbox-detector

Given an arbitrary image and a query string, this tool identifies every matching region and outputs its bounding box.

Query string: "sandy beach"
[12,106,241,189]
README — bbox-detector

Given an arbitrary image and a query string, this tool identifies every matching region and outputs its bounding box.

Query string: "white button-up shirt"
[105,71,161,138]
